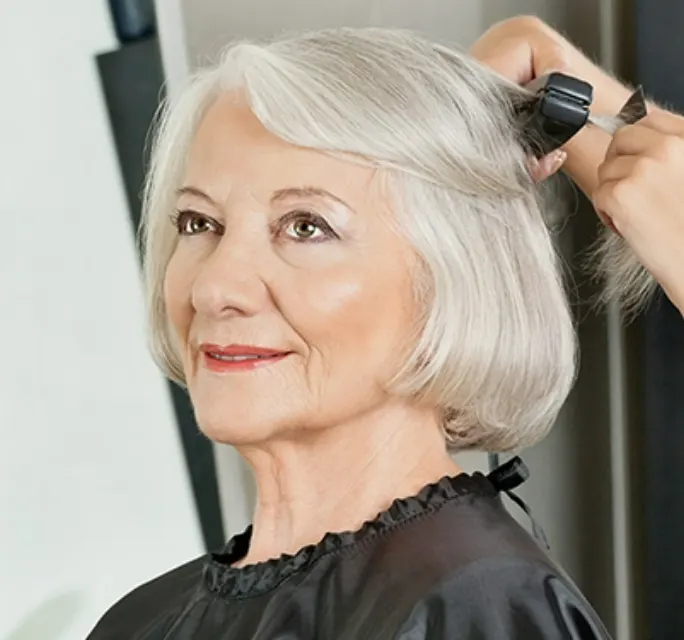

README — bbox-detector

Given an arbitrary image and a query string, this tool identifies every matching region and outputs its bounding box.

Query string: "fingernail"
[550,150,567,171]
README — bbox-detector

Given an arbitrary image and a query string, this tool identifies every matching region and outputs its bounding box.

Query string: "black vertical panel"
[643,296,684,634]
[632,1,684,635]
[96,38,225,551]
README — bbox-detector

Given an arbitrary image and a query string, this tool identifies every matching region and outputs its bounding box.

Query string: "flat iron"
[521,71,594,157]
[520,71,648,157]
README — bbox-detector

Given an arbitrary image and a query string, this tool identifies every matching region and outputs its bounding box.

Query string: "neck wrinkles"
[234,401,461,567]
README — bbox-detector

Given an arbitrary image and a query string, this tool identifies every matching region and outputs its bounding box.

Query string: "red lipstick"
[199,344,290,372]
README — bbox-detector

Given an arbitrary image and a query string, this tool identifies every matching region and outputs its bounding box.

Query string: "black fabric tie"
[487,456,551,550]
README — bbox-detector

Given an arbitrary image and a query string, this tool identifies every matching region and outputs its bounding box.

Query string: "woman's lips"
[199,344,291,372]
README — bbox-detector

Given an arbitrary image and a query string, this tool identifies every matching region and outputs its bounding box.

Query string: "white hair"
[141,27,645,452]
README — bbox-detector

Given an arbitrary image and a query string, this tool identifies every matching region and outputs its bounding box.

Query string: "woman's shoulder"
[363,471,612,638]
[394,555,611,639]
[86,554,207,639]
[379,470,553,573]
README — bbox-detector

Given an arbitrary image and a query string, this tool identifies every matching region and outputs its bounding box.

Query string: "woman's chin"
[192,405,278,446]
[196,417,261,445]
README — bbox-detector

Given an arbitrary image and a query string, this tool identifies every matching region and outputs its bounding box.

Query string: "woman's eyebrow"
[175,186,218,205]
[270,186,355,213]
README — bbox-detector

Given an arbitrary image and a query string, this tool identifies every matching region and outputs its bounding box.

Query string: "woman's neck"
[235,402,461,566]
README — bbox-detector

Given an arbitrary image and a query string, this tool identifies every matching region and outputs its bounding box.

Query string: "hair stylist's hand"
[593,110,684,312]
[473,16,684,313]
[470,16,576,182]
[470,16,573,86]
[470,16,630,182]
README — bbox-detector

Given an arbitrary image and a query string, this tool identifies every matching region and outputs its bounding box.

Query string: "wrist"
[545,28,632,115]
[560,127,610,198]
[567,53,632,116]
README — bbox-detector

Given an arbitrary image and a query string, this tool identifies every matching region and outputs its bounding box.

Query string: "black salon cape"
[88,472,610,639]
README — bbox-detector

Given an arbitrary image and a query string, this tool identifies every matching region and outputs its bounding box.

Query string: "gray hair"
[141,27,645,452]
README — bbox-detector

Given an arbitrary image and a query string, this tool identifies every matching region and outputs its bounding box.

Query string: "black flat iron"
[519,71,648,157]
[520,71,594,157]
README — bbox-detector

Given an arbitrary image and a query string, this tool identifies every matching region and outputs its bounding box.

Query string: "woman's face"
[165,95,420,444]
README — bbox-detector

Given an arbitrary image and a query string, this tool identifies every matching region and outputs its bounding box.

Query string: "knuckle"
[655,135,683,162]
[594,181,636,231]
[598,179,634,210]
[597,160,611,183]
[612,178,636,204]
[632,156,654,181]
[611,126,630,147]
[545,43,570,70]
[592,184,610,210]
[512,15,547,32]
[509,15,554,43]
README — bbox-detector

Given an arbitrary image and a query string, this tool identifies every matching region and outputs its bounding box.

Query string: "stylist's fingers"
[606,112,684,159]
[594,109,684,242]
[606,123,663,159]
[597,155,641,184]
[639,109,684,135]
[593,153,671,234]
[593,156,642,232]
[528,150,567,182]
[606,122,664,159]
[592,178,635,234]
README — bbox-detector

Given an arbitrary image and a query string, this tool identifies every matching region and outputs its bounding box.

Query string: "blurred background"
[1,1,683,638]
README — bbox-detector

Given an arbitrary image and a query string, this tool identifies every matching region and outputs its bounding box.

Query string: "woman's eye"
[174,211,220,236]
[283,213,337,242]
[288,219,321,239]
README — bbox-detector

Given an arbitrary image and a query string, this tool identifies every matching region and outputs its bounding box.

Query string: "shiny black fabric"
[88,472,610,639]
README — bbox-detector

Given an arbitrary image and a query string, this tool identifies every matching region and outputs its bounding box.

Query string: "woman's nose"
[190,231,270,319]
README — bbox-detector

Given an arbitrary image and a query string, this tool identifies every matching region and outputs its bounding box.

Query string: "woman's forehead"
[182,95,386,209]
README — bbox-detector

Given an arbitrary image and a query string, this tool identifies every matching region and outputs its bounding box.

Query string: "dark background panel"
[631,0,684,635]
[96,37,225,551]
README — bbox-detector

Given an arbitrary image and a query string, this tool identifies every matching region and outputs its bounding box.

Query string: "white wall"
[0,2,203,638]
[179,0,567,67]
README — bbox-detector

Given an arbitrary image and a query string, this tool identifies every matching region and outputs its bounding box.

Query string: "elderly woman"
[86,18,684,639]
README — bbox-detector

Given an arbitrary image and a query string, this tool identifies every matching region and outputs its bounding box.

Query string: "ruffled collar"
[203,471,498,600]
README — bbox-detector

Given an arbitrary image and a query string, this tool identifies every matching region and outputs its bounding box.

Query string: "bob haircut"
[141,27,645,452]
